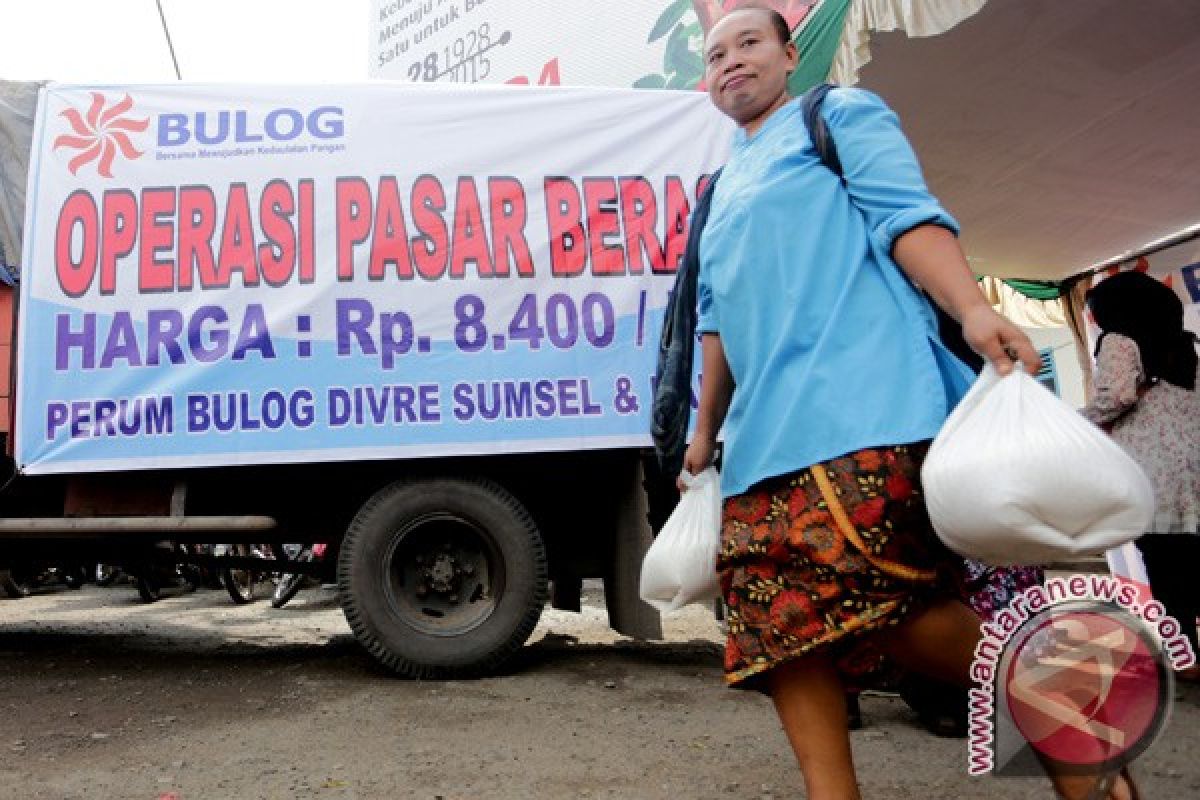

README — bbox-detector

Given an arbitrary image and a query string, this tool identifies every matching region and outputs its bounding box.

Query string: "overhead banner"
[366,1,992,95]
[369,0,678,86]
[367,1,829,89]
[16,83,733,474]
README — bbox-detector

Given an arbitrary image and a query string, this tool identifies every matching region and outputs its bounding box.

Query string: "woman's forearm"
[892,224,987,322]
[892,223,1041,374]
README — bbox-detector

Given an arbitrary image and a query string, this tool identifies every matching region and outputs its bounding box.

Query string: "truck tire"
[338,476,548,679]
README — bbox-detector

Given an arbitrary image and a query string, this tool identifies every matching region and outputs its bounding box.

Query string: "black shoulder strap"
[691,168,723,242]
[657,167,722,351]
[801,82,843,180]
[651,167,724,475]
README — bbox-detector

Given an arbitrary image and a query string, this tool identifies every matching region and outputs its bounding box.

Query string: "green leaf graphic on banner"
[666,71,694,89]
[664,22,704,87]
[649,0,693,43]
[634,74,668,89]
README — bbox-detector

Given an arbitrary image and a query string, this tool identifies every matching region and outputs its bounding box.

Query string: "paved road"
[1,582,1197,799]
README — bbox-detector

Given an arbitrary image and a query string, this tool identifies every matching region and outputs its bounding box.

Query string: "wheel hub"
[384,512,501,637]
[426,552,458,594]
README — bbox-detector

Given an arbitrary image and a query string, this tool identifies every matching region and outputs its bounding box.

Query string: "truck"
[0,80,731,677]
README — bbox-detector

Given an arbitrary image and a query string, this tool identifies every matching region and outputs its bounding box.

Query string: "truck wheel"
[338,477,548,679]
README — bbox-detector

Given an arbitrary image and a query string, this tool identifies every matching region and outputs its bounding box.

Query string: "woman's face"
[703,10,797,134]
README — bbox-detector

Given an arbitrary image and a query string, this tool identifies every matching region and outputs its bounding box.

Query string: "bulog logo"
[156,106,345,147]
[52,93,149,178]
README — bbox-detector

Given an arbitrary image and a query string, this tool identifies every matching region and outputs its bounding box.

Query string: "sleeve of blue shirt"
[696,266,717,334]
[821,88,960,256]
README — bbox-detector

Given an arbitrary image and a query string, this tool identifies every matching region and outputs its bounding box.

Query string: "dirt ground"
[1,580,1197,800]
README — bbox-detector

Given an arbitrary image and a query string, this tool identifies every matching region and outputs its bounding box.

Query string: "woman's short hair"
[732,2,792,46]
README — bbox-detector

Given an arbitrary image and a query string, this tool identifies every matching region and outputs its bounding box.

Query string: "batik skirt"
[719,442,960,690]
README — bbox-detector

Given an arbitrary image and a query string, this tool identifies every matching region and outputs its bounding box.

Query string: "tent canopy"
[853,0,1200,281]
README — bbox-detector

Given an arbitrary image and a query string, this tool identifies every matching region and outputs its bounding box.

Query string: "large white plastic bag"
[921,366,1154,565]
[639,467,722,612]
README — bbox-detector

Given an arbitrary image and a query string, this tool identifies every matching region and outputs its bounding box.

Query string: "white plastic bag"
[639,467,722,612]
[922,366,1154,565]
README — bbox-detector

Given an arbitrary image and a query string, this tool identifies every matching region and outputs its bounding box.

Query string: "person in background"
[1084,270,1200,679]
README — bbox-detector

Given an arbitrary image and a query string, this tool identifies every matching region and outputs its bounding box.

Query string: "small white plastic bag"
[639,466,722,612]
[921,366,1154,565]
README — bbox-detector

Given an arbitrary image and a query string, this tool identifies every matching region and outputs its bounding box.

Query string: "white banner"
[16,83,733,473]
[369,0,692,88]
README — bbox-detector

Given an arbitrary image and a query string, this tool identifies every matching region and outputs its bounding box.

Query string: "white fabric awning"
[829,0,988,86]
[853,0,1200,281]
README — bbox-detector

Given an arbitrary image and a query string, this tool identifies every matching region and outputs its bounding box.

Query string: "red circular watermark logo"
[1002,603,1170,773]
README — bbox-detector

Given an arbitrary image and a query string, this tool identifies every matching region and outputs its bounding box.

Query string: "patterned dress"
[1083,333,1199,533]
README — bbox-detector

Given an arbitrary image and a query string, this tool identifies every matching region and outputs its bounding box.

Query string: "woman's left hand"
[960,304,1041,376]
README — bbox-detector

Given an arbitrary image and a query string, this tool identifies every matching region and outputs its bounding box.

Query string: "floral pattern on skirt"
[719,442,959,689]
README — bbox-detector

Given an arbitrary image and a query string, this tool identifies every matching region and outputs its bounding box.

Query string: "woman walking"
[683,5,1135,798]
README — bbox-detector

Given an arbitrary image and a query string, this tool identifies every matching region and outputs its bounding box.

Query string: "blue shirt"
[697,88,975,498]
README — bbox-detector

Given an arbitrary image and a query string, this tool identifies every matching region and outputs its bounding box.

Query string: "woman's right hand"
[678,435,716,491]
